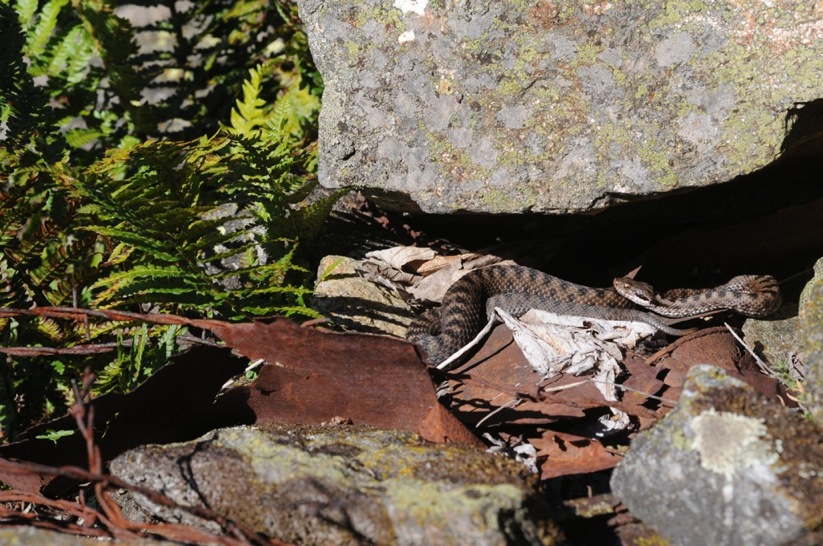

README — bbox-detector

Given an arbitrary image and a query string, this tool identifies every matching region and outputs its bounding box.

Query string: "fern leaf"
[102,242,134,267]
[13,0,39,25]
[1,4,51,150]
[227,64,269,138]
[50,25,94,84]
[80,227,180,262]
[35,316,66,342]
[249,285,313,297]
[29,232,94,287]
[291,188,346,246]
[64,128,103,149]
[91,265,211,307]
[24,0,69,61]
[241,305,320,318]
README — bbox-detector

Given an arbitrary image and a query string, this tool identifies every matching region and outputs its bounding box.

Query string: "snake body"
[406,265,781,365]
[612,275,781,318]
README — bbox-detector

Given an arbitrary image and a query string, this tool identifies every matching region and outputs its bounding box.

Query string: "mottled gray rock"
[0,526,178,545]
[109,425,565,546]
[297,0,822,213]
[611,365,823,546]
[743,257,820,399]
[803,257,823,425]
[312,255,414,336]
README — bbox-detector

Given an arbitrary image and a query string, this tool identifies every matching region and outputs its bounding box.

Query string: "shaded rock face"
[803,258,823,425]
[297,0,822,214]
[0,527,181,546]
[611,365,823,546]
[109,425,564,546]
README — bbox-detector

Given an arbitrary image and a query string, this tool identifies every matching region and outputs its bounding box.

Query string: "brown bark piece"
[532,432,622,480]
[212,319,481,447]
[643,326,788,401]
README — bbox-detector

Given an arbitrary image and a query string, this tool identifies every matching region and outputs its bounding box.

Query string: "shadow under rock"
[312,294,417,336]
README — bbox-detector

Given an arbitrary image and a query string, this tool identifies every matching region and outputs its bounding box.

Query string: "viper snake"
[406,265,781,365]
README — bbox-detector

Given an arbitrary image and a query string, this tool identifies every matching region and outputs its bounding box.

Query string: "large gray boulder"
[297,0,822,213]
[110,425,565,546]
[611,365,823,546]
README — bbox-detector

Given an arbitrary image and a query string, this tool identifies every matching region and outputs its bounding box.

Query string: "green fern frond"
[1,4,51,151]
[267,86,320,138]
[226,60,321,143]
[228,65,269,138]
[6,216,60,264]
[95,323,183,395]
[22,0,69,61]
[52,133,316,317]
[241,305,320,318]
[250,285,313,297]
[35,316,65,342]
[73,1,142,111]
[90,265,207,304]
[100,242,134,267]
[49,25,95,84]
[81,227,180,262]
[14,0,39,25]
[0,0,330,436]
[29,232,94,287]
[291,188,347,247]
[64,128,104,149]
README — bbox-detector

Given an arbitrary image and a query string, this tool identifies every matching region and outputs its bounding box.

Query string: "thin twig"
[437,314,498,370]
[588,378,680,406]
[724,322,807,412]
[723,323,782,381]
[475,398,523,427]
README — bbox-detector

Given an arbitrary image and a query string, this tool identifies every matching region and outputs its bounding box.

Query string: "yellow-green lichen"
[343,40,360,63]
[648,0,708,29]
[363,3,405,28]
[635,535,672,546]
[479,187,534,212]
[609,64,628,87]
[386,481,525,528]
[670,425,692,452]
[221,427,354,484]
[637,140,678,187]
[574,42,602,66]
[497,148,543,170]
[425,132,491,181]
[497,79,527,96]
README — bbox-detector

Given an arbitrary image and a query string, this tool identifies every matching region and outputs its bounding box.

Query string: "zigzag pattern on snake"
[406,265,781,365]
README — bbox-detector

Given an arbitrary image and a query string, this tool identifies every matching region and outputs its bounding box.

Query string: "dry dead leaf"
[530,432,622,480]
[643,326,793,403]
[360,245,515,303]
[364,246,437,269]
[496,307,656,404]
[434,320,791,478]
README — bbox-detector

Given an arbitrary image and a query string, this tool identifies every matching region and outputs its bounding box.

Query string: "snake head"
[613,277,656,306]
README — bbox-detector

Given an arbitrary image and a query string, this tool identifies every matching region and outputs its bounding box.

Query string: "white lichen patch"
[398,30,416,44]
[690,409,779,480]
[394,0,427,16]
